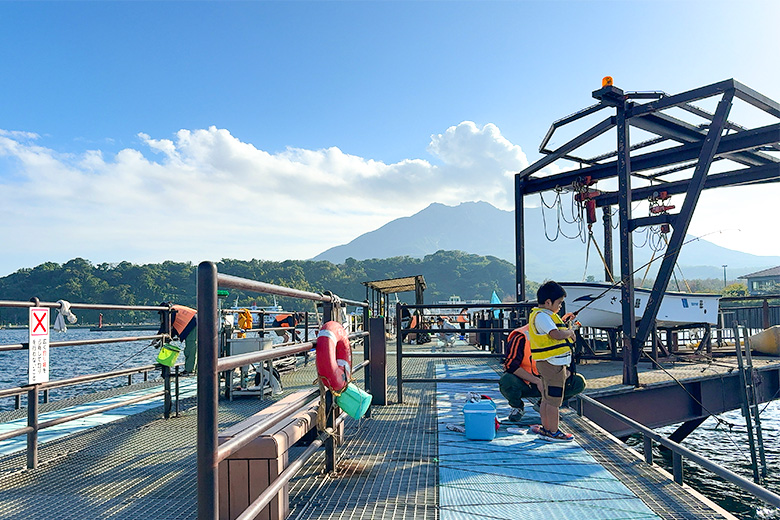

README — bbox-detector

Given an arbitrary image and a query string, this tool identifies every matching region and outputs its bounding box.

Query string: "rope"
[108,334,171,372]
[590,233,615,283]
[582,231,592,282]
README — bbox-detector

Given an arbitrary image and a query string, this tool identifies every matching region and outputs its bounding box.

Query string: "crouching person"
[499,323,585,424]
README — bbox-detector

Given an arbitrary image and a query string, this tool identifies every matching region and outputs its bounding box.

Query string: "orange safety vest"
[274,314,295,327]
[503,325,538,376]
[171,305,196,336]
[456,311,468,323]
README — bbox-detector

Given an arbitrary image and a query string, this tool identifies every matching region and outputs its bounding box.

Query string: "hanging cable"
[639,350,753,463]
[582,231,592,282]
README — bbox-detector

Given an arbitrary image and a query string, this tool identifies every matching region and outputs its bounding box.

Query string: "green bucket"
[335,383,372,420]
[156,343,181,367]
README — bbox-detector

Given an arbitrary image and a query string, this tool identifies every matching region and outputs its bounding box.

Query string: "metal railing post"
[27,386,38,469]
[672,452,683,484]
[369,317,387,406]
[175,366,180,418]
[396,307,403,404]
[197,261,219,520]
[325,391,335,473]
[322,291,333,322]
[643,435,653,465]
[162,365,171,419]
[363,302,372,417]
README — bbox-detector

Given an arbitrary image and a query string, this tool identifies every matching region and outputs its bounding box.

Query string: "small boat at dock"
[560,282,721,329]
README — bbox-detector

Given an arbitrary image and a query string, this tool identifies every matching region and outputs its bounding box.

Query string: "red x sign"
[30,308,49,336]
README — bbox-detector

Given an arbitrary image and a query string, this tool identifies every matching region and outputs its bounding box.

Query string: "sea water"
[0,329,778,518]
[0,328,164,411]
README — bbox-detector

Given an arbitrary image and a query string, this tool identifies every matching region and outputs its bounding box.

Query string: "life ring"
[316,321,352,393]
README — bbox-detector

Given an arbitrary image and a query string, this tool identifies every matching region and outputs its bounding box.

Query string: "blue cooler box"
[463,400,496,440]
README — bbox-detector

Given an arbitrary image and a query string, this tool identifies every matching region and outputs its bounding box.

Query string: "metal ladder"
[734,323,768,484]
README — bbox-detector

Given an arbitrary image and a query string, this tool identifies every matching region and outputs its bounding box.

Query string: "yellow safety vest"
[528,307,574,361]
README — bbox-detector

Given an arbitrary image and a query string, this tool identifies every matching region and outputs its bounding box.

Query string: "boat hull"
[560,282,721,329]
[750,326,780,356]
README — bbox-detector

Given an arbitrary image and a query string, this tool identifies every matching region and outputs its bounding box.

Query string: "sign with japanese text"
[28,307,50,384]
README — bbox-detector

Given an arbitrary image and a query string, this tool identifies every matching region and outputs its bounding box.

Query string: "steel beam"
[521,122,780,195]
[626,79,734,119]
[734,79,780,119]
[616,100,638,386]
[602,206,614,282]
[515,175,526,301]
[516,117,615,180]
[593,163,780,207]
[635,90,735,352]
[629,214,676,232]
[539,102,608,153]
[631,111,778,167]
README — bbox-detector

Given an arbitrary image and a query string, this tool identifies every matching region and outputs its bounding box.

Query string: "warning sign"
[28,307,50,384]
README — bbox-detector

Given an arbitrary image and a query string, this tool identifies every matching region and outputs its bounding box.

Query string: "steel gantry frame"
[514,79,780,385]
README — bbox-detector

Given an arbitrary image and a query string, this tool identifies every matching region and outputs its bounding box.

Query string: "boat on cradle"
[559,281,721,329]
[750,325,780,356]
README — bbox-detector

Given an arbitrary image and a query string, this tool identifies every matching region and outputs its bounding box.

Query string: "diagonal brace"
[634,89,735,350]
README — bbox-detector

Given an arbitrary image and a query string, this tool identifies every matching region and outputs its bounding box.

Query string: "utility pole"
[722,264,728,288]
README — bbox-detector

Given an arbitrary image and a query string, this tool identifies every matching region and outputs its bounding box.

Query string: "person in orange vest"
[456,308,469,340]
[499,322,585,425]
[157,303,198,375]
[271,312,303,343]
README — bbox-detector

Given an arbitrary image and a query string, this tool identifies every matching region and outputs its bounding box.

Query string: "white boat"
[559,282,721,329]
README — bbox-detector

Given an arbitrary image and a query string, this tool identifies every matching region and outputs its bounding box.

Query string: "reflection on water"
[0,328,164,412]
[627,401,780,520]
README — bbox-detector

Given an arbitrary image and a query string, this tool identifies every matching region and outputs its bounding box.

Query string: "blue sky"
[1,0,778,277]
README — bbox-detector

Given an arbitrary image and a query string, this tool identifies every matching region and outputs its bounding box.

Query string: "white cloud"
[0,122,527,275]
[2,121,776,278]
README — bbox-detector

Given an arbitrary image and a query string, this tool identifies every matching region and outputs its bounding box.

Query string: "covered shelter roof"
[362,275,426,294]
[363,275,426,312]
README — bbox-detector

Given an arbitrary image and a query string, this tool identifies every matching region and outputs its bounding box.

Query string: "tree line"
[0,252,521,325]
[0,252,753,326]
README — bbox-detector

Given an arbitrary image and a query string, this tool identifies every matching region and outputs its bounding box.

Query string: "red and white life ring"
[316,321,352,393]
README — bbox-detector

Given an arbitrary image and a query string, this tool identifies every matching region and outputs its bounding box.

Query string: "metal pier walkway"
[0,343,737,520]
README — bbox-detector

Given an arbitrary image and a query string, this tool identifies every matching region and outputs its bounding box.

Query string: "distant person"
[400,306,412,342]
[456,308,469,340]
[157,303,197,375]
[272,312,303,343]
[499,324,585,423]
[527,281,577,442]
[436,316,458,347]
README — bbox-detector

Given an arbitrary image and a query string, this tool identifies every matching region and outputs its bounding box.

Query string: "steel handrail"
[0,333,167,352]
[217,331,367,373]
[38,390,166,429]
[200,263,375,520]
[0,364,159,398]
[0,300,168,311]
[217,274,367,308]
[217,356,371,462]
[577,394,780,508]
[0,389,166,442]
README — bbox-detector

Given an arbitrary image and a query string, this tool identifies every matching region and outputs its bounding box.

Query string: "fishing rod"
[566,229,736,319]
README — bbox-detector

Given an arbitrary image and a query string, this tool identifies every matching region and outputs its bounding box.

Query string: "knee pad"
[548,385,563,398]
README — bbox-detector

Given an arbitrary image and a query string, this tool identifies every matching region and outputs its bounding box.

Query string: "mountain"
[313,201,780,283]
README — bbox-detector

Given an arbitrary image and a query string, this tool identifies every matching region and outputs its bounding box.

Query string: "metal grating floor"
[0,340,734,519]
